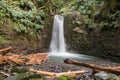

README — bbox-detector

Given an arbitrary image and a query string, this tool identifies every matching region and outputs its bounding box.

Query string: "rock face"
[41,14,120,62]
[0,16,52,54]
[40,17,53,52]
[64,14,120,62]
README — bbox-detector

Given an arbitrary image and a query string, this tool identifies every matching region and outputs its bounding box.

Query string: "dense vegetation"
[0,0,46,40]
[61,0,120,31]
[0,0,119,39]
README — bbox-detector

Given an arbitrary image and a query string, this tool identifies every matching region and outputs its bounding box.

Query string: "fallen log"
[29,68,85,77]
[30,68,56,76]
[0,55,8,65]
[55,70,85,77]
[26,53,48,65]
[7,56,25,64]
[0,71,10,77]
[113,66,120,70]
[64,59,120,75]
[0,53,48,65]
[0,47,11,55]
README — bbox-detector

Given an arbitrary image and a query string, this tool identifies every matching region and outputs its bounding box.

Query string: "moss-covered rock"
[12,67,29,73]
[12,73,45,80]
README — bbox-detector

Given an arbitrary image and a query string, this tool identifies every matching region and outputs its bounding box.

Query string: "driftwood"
[55,70,85,77]
[64,59,120,75]
[26,53,48,65]
[30,68,56,76]
[0,54,24,65]
[29,68,85,77]
[0,47,11,55]
[0,71,10,77]
[0,53,48,65]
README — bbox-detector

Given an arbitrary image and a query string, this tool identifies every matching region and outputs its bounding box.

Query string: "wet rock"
[73,27,84,34]
[108,73,120,80]
[94,71,109,80]
[94,71,120,80]
[76,73,93,80]
[6,76,16,80]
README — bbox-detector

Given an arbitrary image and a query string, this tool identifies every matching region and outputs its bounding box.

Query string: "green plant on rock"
[16,73,45,80]
[58,75,72,80]
[30,78,44,80]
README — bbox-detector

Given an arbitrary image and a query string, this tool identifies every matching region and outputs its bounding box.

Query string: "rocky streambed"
[0,58,120,80]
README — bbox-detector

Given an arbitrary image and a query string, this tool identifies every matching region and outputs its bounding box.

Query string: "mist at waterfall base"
[48,15,101,61]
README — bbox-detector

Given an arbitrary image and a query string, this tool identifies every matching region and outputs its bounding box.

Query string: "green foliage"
[50,0,65,13]
[37,0,44,2]
[0,0,46,39]
[0,74,6,80]
[58,75,72,80]
[65,0,120,30]
[16,73,44,80]
[51,0,64,9]
[69,0,102,29]
[12,67,29,73]
[0,0,7,18]
[30,78,43,80]
[0,36,9,43]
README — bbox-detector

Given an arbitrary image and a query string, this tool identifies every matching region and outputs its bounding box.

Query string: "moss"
[30,78,44,80]
[58,75,72,80]
[12,67,29,73]
[0,74,6,80]
[16,73,45,80]
[0,35,10,44]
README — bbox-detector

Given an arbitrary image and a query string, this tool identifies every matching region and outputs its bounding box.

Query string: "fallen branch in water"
[64,59,120,75]
[29,68,85,77]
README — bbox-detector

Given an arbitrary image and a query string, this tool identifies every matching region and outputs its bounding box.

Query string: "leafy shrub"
[61,0,120,30]
[0,0,46,39]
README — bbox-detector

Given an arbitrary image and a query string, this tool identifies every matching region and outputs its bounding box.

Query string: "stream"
[48,52,102,62]
[48,15,116,63]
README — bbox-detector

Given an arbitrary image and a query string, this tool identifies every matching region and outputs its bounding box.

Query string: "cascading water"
[49,15,66,53]
[48,15,101,61]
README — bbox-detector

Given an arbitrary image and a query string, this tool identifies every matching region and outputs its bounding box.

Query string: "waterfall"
[49,15,66,53]
[48,15,100,61]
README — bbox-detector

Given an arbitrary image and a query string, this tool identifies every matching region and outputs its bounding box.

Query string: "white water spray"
[48,15,101,60]
[49,15,66,53]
